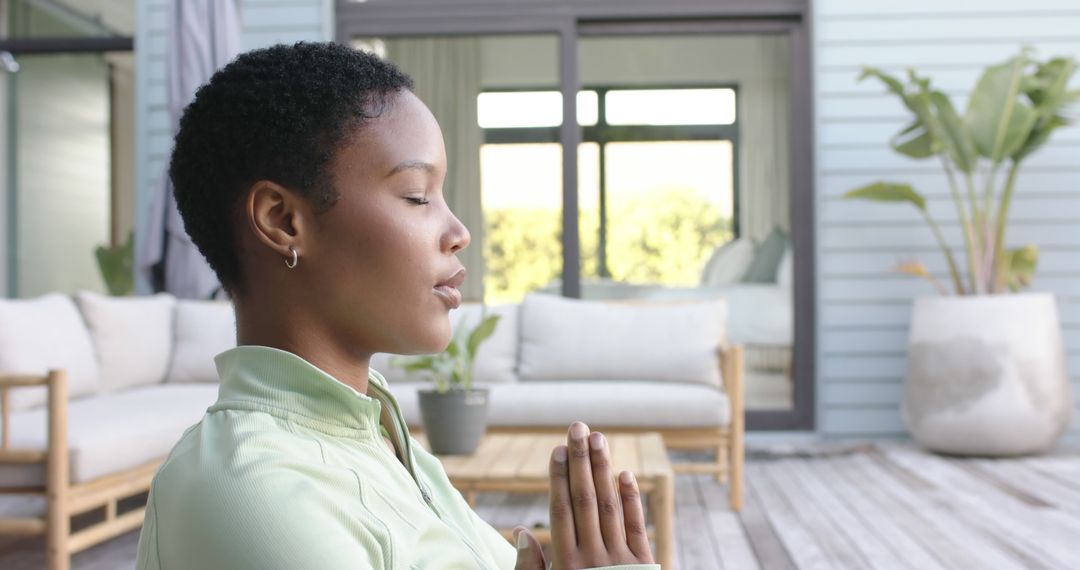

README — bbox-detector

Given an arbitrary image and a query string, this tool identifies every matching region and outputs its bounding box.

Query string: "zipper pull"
[420,486,433,505]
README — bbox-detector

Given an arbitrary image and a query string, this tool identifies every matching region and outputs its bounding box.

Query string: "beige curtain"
[739,36,791,242]
[386,38,485,301]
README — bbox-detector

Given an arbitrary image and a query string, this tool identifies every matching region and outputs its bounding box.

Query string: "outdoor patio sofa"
[0,290,743,569]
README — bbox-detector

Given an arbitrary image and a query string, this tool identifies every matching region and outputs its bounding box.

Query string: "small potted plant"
[845,50,1077,455]
[392,310,500,455]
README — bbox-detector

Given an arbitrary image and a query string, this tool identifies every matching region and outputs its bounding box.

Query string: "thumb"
[513,527,545,570]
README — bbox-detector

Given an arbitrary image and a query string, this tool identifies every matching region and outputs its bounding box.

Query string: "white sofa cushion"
[76,291,176,392]
[519,294,727,387]
[388,381,730,428]
[371,302,519,385]
[701,238,756,286]
[0,384,219,486]
[0,294,101,410]
[166,300,237,383]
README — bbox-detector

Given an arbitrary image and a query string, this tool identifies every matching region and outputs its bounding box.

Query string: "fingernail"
[516,529,529,551]
[590,432,605,449]
[553,446,567,463]
[570,422,588,439]
[621,471,635,485]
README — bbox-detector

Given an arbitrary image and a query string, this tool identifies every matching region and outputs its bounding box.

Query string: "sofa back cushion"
[371,303,520,385]
[519,294,727,387]
[0,293,101,410]
[76,291,176,392]
[166,300,237,383]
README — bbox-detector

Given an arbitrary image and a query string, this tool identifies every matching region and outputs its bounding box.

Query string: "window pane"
[481,143,598,303]
[600,141,734,286]
[478,92,561,128]
[477,90,598,128]
[605,88,736,126]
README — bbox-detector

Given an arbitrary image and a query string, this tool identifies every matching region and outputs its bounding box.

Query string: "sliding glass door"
[338,0,814,429]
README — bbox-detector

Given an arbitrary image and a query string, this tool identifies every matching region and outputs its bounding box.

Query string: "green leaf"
[998,244,1039,292]
[391,355,436,373]
[859,67,916,112]
[844,182,927,212]
[1014,114,1070,161]
[891,123,935,159]
[466,314,501,359]
[1013,57,1078,161]
[965,53,1039,162]
[931,91,977,173]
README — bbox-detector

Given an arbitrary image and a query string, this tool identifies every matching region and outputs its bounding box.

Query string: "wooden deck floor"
[2,443,1077,569]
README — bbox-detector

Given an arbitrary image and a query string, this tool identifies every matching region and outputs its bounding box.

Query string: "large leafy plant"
[845,51,1078,294]
[391,311,500,393]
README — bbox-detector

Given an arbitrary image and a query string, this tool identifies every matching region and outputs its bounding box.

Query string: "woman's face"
[303,90,470,356]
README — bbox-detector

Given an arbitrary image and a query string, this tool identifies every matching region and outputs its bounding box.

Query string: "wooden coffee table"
[419,432,676,570]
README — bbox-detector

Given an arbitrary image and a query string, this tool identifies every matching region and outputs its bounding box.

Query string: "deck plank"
[746,462,834,570]
[3,442,1078,570]
[816,456,945,570]
[764,458,872,568]
[870,447,1052,570]
[881,446,1080,569]
[848,452,1019,569]
[696,473,762,570]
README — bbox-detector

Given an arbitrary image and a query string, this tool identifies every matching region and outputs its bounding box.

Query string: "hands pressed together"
[514,422,655,570]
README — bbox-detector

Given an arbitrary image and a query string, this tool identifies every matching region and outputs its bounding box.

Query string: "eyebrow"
[385,160,437,178]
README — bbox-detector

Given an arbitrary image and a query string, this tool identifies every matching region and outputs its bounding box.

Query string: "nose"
[442,209,471,254]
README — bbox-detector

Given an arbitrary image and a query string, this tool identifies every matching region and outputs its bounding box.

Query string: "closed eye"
[405,197,430,205]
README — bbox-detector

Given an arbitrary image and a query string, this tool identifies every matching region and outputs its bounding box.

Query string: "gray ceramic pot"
[903,293,1073,456]
[418,388,490,455]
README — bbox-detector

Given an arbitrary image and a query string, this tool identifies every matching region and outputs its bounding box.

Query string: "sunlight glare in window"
[605,89,736,126]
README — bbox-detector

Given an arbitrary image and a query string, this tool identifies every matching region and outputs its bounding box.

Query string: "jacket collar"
[210,345,390,436]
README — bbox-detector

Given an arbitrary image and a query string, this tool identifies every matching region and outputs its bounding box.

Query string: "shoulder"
[148,414,393,568]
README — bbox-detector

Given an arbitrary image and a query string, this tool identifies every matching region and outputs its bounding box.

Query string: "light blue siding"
[814,0,1080,438]
[133,0,332,294]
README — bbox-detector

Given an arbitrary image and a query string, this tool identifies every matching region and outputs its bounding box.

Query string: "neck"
[233,299,372,395]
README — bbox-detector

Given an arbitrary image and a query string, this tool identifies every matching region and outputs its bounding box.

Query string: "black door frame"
[336,0,816,431]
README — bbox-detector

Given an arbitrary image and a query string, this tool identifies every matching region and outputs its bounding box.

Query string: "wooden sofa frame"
[413,345,746,511]
[0,346,742,569]
[0,371,163,570]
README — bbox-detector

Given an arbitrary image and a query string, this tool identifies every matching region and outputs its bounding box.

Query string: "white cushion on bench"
[0,384,218,486]
[76,291,176,392]
[519,294,727,387]
[0,294,101,411]
[388,381,730,429]
[166,300,237,383]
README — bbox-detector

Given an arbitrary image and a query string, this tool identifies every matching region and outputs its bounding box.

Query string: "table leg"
[648,475,676,569]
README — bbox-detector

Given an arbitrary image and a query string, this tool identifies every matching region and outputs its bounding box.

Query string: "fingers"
[548,444,576,557]
[567,422,601,549]
[619,470,652,560]
[513,527,545,570]
[589,431,623,550]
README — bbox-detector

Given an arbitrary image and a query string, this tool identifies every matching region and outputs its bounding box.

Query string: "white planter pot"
[903,293,1073,456]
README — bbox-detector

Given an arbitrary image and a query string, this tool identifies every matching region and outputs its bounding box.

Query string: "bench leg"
[649,475,676,570]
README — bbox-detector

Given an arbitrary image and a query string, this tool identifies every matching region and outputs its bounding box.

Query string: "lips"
[434,268,466,309]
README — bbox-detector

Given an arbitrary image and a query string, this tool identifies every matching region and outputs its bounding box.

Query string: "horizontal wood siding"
[134,0,332,293]
[814,0,1080,438]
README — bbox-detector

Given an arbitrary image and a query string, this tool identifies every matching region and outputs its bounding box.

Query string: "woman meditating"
[135,42,658,570]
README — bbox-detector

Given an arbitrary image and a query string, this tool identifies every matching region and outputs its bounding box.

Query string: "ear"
[244,180,311,259]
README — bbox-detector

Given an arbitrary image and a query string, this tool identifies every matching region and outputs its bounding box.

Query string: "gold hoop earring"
[285,246,298,269]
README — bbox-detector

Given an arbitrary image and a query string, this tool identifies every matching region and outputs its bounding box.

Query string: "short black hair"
[169,41,414,297]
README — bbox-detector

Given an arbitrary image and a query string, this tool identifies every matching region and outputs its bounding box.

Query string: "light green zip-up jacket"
[136,345,659,570]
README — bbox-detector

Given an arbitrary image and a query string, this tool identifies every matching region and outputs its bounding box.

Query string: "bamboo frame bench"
[0,370,162,570]
[0,345,743,569]
[413,344,746,511]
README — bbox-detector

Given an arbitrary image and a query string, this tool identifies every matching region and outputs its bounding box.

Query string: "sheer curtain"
[739,35,791,242]
[385,38,485,301]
